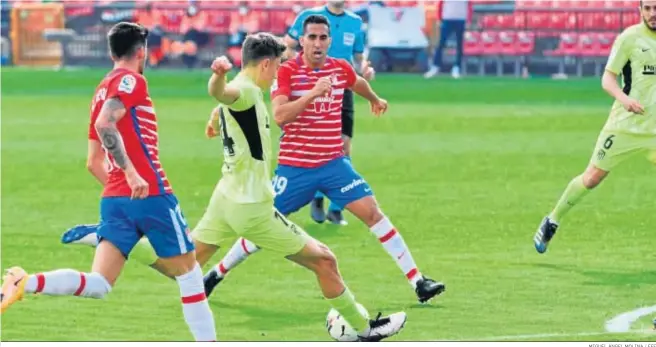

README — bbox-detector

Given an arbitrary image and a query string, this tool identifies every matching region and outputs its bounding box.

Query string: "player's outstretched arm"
[208,56,240,105]
[601,70,644,114]
[87,139,108,186]
[272,76,331,126]
[351,76,378,102]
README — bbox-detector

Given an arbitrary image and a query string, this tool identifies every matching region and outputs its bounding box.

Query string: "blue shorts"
[98,194,194,259]
[272,157,373,215]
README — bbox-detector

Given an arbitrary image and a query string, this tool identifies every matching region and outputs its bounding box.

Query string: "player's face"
[259,57,282,88]
[301,24,331,64]
[327,0,345,9]
[641,1,656,30]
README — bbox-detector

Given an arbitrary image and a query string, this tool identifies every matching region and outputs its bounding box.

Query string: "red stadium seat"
[496,31,535,56]
[526,12,549,29]
[481,31,501,56]
[544,32,579,56]
[198,0,240,7]
[578,33,600,57]
[551,0,575,9]
[480,15,499,29]
[622,12,641,26]
[269,10,294,35]
[599,0,625,9]
[160,9,184,33]
[598,32,617,56]
[549,12,577,30]
[602,12,622,30]
[516,31,535,55]
[516,0,535,9]
[512,12,527,29]
[499,31,518,56]
[463,31,483,56]
[481,14,516,29]
[622,0,639,8]
[205,10,231,34]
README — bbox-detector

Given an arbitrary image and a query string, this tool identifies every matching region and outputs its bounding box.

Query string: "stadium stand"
[2,0,639,76]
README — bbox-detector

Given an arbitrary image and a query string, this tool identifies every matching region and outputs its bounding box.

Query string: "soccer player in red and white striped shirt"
[205,15,446,304]
[0,22,216,341]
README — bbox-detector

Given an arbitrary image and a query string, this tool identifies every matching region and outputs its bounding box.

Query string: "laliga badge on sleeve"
[118,74,137,94]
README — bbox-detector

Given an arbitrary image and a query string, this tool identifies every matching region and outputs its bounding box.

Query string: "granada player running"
[0,22,217,341]
[204,15,446,304]
[533,1,656,253]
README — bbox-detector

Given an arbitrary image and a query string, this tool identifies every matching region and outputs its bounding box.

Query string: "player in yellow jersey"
[534,1,656,253]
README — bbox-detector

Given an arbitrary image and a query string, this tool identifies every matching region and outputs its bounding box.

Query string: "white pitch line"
[457,330,650,342]
[449,305,656,341]
[606,305,656,333]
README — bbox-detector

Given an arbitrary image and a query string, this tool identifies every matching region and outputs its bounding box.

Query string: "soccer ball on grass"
[325,303,370,342]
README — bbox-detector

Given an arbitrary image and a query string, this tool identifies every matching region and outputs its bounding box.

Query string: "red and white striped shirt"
[89,69,172,197]
[272,55,357,168]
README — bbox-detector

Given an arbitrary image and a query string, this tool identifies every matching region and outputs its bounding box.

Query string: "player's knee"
[86,272,112,299]
[362,207,385,227]
[582,167,608,189]
[314,244,338,274]
[162,252,198,277]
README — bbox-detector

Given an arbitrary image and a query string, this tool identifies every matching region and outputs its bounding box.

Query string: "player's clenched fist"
[125,167,149,199]
[620,96,645,114]
[370,98,388,117]
[311,76,332,98]
[206,107,220,139]
[211,56,233,75]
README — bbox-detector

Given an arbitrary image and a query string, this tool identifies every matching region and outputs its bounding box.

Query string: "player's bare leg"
[146,240,219,280]
[345,195,446,303]
[534,164,607,254]
[286,237,406,341]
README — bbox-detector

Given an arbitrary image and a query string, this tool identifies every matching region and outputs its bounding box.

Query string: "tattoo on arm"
[96,98,130,170]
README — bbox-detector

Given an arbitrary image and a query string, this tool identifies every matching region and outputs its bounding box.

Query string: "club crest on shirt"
[312,75,336,114]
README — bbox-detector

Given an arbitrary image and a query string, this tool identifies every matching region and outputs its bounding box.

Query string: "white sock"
[215,238,260,278]
[176,263,216,341]
[370,217,423,288]
[25,270,111,299]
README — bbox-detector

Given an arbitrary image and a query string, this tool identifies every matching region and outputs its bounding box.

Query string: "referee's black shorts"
[342,88,355,138]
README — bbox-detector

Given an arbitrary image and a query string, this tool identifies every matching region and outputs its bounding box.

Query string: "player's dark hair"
[107,22,149,60]
[241,32,287,67]
[303,14,331,35]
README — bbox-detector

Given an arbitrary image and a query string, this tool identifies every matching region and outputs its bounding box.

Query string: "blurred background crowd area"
[0,0,641,78]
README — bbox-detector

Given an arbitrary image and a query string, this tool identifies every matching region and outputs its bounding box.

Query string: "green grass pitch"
[1,68,654,341]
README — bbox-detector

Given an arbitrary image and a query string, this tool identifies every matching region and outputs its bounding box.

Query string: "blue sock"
[315,191,324,199]
[329,201,343,212]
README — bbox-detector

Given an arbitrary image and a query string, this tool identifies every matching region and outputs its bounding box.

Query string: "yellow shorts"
[191,186,309,256]
[589,130,656,171]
